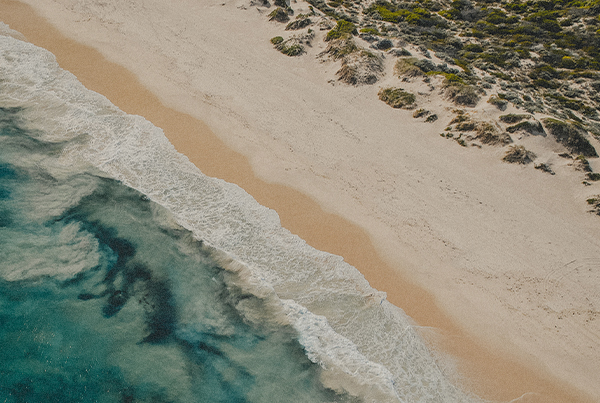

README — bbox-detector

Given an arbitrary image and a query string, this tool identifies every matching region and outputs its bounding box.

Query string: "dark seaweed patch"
[141,279,176,344]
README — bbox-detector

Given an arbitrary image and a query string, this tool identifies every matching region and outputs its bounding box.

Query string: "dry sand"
[1,0,600,401]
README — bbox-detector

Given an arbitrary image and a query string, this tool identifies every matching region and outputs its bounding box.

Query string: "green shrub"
[463,43,484,53]
[325,20,357,41]
[529,64,561,80]
[271,36,284,45]
[542,118,598,157]
[280,44,304,56]
[543,93,587,111]
[359,27,380,35]
[378,87,416,109]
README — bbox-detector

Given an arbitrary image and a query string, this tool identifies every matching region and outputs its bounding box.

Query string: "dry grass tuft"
[394,58,425,78]
[444,82,480,107]
[476,122,512,145]
[337,51,384,85]
[503,145,536,164]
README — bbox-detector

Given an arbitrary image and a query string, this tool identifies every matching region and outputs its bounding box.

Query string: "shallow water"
[0,26,480,402]
[0,107,352,402]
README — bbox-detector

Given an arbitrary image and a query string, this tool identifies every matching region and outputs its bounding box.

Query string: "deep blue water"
[0,106,347,403]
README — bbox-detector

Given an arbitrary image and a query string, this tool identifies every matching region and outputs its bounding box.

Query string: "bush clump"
[586,173,600,181]
[268,7,290,22]
[271,37,305,56]
[444,81,480,107]
[413,108,430,118]
[503,145,536,164]
[542,118,598,157]
[455,120,476,131]
[476,122,512,145]
[378,87,416,109]
[286,17,312,30]
[535,163,555,175]
[425,114,438,123]
[586,196,600,215]
[325,20,357,41]
[321,38,359,60]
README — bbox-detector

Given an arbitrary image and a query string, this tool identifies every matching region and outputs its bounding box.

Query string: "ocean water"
[0,25,480,402]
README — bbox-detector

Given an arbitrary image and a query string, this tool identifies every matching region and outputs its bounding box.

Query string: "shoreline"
[0,1,596,402]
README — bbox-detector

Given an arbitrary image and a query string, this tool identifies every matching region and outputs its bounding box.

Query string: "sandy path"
[1,0,599,401]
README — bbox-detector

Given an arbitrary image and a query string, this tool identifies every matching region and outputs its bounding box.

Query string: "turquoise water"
[0,107,347,402]
[0,26,482,402]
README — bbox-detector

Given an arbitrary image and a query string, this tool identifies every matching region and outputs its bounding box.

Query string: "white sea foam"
[0,30,480,402]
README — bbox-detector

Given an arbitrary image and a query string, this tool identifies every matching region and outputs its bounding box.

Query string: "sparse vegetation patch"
[506,121,545,136]
[542,118,598,157]
[476,123,512,145]
[271,36,306,56]
[413,108,430,118]
[587,196,600,215]
[444,81,479,107]
[503,145,536,164]
[488,95,508,110]
[378,87,416,109]
[269,7,291,22]
[259,0,600,196]
[326,20,357,41]
[337,50,384,85]
[286,17,312,30]
[499,114,531,124]
[425,114,438,123]
[587,173,600,181]
[321,38,359,60]
[395,58,425,78]
[535,163,555,175]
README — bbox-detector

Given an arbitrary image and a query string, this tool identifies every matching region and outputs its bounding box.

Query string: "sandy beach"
[2,0,599,401]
